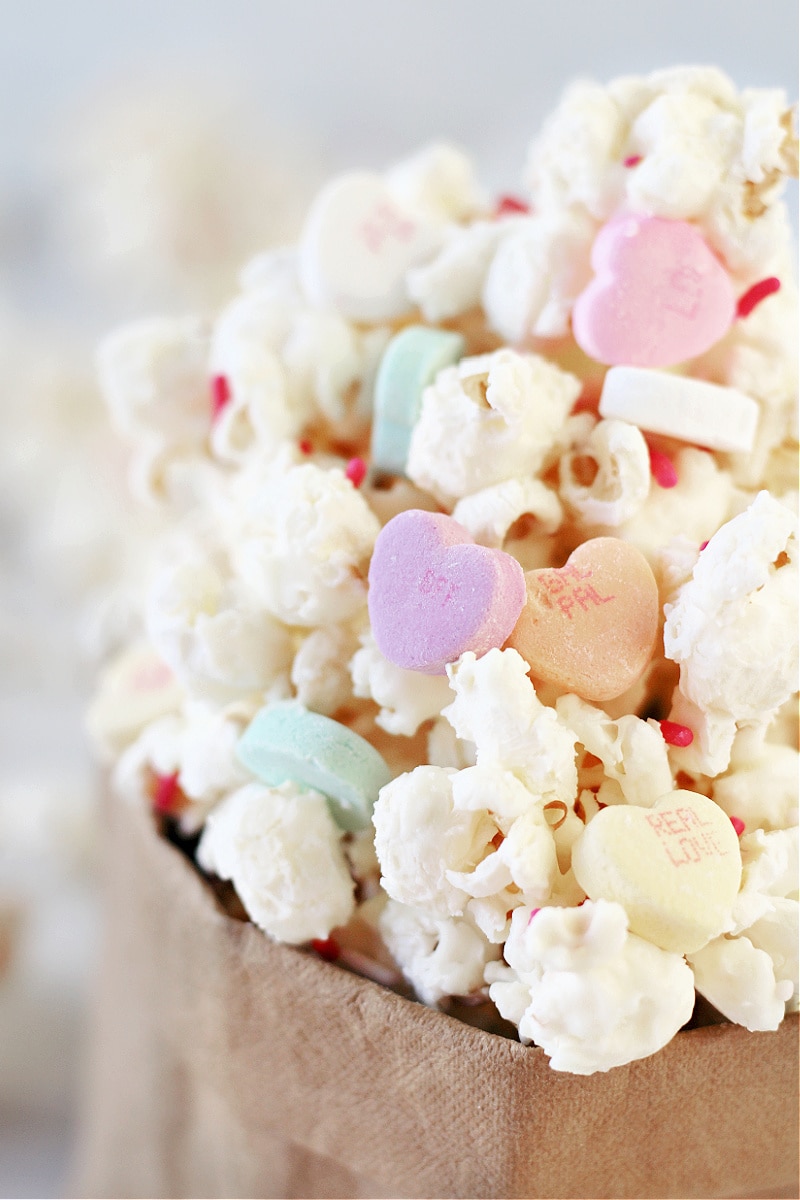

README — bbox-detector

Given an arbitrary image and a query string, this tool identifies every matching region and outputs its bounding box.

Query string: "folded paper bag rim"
[73,793,799,1200]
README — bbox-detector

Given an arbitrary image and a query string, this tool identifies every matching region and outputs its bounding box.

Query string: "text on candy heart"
[645,806,732,868]
[359,201,416,254]
[536,561,615,619]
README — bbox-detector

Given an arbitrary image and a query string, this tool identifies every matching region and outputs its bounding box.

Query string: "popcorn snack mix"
[90,66,798,1087]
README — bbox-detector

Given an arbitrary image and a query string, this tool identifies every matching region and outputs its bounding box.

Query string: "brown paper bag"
[73,795,799,1200]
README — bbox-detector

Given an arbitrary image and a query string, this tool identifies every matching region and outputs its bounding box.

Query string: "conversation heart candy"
[572,790,742,954]
[236,701,392,833]
[600,366,759,453]
[572,214,736,367]
[505,537,658,701]
[86,641,184,754]
[371,325,465,476]
[368,509,526,675]
[298,172,441,322]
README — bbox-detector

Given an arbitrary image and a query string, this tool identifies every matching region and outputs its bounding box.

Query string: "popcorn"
[232,460,381,626]
[406,349,581,507]
[559,418,651,528]
[687,934,794,1031]
[146,553,294,703]
[487,901,696,1073]
[555,694,673,808]
[664,491,798,774]
[197,781,355,944]
[89,67,798,1077]
[112,702,251,833]
[482,209,596,341]
[452,477,563,549]
[372,766,495,919]
[443,650,577,804]
[379,900,500,1005]
[350,631,454,736]
[97,316,211,498]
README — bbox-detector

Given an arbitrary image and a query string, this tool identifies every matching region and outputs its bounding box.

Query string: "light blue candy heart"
[235,702,392,833]
[371,325,465,475]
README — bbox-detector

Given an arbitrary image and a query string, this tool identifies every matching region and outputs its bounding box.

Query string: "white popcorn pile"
[89,67,798,1075]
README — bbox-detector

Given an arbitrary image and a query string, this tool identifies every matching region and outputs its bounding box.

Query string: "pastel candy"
[86,642,183,752]
[298,172,441,322]
[371,325,465,476]
[368,509,526,675]
[236,702,392,833]
[572,790,742,955]
[505,537,658,701]
[572,214,736,367]
[599,365,759,454]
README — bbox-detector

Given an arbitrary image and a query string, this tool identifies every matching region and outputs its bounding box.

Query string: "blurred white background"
[0,2,796,1196]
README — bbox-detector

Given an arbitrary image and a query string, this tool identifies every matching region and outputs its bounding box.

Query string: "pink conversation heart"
[572,214,736,367]
[368,510,526,675]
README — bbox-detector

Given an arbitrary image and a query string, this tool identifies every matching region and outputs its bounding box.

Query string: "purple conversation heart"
[367,509,527,675]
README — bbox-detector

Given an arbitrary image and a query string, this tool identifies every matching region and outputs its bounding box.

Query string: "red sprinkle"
[298,438,313,455]
[311,937,340,961]
[736,276,781,319]
[699,540,709,552]
[660,720,694,748]
[494,194,530,217]
[345,456,367,487]
[730,816,746,837]
[153,771,180,814]
[648,446,678,488]
[623,154,643,168]
[210,374,231,422]
[527,908,541,925]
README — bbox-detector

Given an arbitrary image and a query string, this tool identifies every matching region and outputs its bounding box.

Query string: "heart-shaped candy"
[368,510,526,675]
[298,172,441,323]
[572,214,736,367]
[505,537,658,701]
[572,790,742,954]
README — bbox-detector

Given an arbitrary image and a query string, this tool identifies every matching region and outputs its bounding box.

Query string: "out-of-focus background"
[0,2,796,1196]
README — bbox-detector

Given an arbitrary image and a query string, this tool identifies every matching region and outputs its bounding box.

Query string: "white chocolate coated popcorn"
[559,418,651,528]
[384,143,485,224]
[291,623,362,716]
[555,694,673,808]
[379,899,500,1005]
[146,553,293,703]
[407,349,581,507]
[688,933,794,1031]
[232,460,380,626]
[487,901,695,1073]
[350,631,454,736]
[452,478,562,549]
[197,781,355,944]
[444,650,577,804]
[664,492,798,774]
[483,209,596,341]
[407,219,509,323]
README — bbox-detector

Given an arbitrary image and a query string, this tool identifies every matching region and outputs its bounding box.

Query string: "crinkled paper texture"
[74,793,799,1199]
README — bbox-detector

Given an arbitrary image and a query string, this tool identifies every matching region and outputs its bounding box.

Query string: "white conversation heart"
[298,172,441,322]
[572,790,742,954]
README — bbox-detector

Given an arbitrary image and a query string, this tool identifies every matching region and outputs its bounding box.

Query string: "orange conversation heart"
[505,538,659,701]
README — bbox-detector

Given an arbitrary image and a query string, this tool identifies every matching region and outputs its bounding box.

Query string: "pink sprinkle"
[153,771,180,814]
[527,908,541,926]
[649,445,678,488]
[736,276,781,319]
[660,720,694,748]
[623,154,643,168]
[311,937,340,962]
[298,438,313,455]
[730,816,745,837]
[699,540,709,552]
[345,456,367,487]
[494,194,530,217]
[210,374,231,422]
